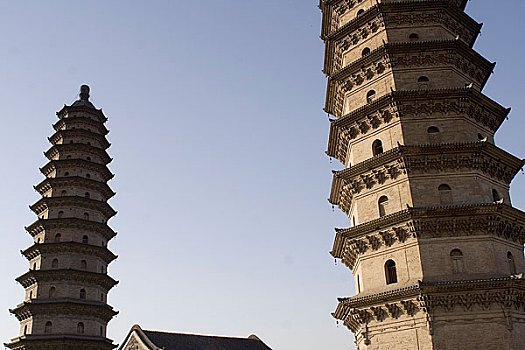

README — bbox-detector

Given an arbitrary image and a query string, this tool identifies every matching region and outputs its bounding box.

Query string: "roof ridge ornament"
[79,85,90,101]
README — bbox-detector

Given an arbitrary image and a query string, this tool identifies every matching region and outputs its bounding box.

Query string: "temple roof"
[119,325,272,350]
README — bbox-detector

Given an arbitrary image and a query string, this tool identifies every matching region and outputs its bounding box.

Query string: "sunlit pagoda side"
[6,86,118,350]
[319,0,525,349]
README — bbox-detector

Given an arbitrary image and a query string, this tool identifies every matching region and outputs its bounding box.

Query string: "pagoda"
[6,86,118,350]
[319,0,525,349]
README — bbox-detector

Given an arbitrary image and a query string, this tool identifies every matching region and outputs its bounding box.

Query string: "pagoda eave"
[57,105,107,123]
[21,242,117,264]
[16,269,119,290]
[34,177,115,201]
[25,218,117,241]
[327,88,511,162]
[10,300,118,322]
[53,117,109,136]
[29,196,117,219]
[5,336,117,350]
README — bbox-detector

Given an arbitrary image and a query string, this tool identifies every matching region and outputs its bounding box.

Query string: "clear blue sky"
[0,1,523,349]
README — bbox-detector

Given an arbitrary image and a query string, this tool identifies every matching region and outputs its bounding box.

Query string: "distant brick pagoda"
[319,0,525,349]
[6,86,118,350]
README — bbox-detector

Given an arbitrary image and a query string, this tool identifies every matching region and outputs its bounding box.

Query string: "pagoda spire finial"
[79,84,90,101]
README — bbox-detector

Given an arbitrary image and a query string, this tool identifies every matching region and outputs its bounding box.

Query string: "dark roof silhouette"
[119,325,272,350]
[143,330,272,350]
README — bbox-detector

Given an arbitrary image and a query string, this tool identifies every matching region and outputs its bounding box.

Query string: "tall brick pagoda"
[6,86,118,350]
[319,1,525,349]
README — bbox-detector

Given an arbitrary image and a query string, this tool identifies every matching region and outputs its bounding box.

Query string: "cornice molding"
[25,218,117,241]
[327,88,511,163]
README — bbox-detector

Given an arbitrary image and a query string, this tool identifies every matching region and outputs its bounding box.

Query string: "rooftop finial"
[79,85,90,101]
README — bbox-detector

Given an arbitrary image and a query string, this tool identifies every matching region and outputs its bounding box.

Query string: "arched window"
[51,259,58,268]
[362,47,371,56]
[64,172,69,176]
[86,157,91,161]
[58,211,64,219]
[492,189,502,202]
[83,213,89,220]
[81,260,87,269]
[427,126,441,143]
[86,173,91,179]
[427,126,440,134]
[438,184,452,205]
[80,289,86,300]
[378,196,389,217]
[357,9,365,16]
[366,90,376,103]
[372,139,384,156]
[450,249,464,273]
[49,287,56,298]
[77,322,85,334]
[478,133,484,141]
[385,260,397,284]
[61,190,67,196]
[54,234,61,242]
[45,321,52,333]
[418,76,430,89]
[82,235,89,244]
[508,252,517,275]
[409,33,419,41]
[85,192,90,198]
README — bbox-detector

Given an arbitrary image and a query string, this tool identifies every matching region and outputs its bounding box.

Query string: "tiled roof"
[142,330,272,350]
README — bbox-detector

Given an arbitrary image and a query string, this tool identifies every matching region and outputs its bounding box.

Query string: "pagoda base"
[5,336,117,350]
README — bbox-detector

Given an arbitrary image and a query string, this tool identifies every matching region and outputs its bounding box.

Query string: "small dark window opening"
[52,259,58,268]
[64,172,69,176]
[58,211,64,218]
[86,173,91,178]
[45,321,52,333]
[372,139,384,156]
[366,90,376,103]
[33,263,37,270]
[508,252,517,275]
[357,9,365,16]
[378,196,389,217]
[86,157,91,161]
[409,33,419,40]
[49,287,56,298]
[77,322,85,334]
[418,76,429,82]
[81,260,87,269]
[83,213,89,220]
[385,260,398,284]
[362,47,371,56]
[478,133,485,141]
[493,189,502,202]
[438,184,453,205]
[55,234,61,242]
[85,192,90,198]
[82,235,89,244]
[80,289,86,300]
[357,275,361,293]
[427,126,440,133]
[451,249,464,273]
